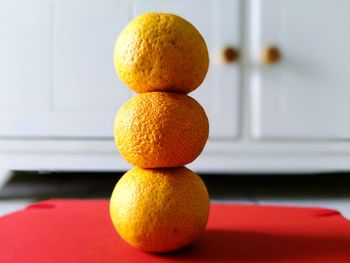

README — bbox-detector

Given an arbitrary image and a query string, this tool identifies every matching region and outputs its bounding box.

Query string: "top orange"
[114,12,209,94]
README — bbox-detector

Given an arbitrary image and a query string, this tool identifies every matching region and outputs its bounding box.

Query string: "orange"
[114,12,209,94]
[114,92,209,168]
[109,166,210,252]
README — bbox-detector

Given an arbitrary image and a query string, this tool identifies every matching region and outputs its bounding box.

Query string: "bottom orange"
[110,166,210,252]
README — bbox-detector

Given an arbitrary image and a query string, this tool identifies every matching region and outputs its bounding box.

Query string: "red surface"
[0,200,350,263]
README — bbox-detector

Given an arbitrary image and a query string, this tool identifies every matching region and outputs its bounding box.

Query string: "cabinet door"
[134,0,241,140]
[0,0,129,138]
[53,0,130,137]
[251,0,350,139]
[0,0,52,136]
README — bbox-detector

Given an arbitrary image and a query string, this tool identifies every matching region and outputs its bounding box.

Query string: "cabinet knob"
[222,46,239,63]
[261,45,281,64]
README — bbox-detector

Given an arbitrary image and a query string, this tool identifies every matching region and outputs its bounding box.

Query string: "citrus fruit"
[114,12,209,94]
[110,166,210,252]
[114,92,209,168]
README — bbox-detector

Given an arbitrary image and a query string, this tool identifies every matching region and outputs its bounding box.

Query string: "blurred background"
[1,0,350,217]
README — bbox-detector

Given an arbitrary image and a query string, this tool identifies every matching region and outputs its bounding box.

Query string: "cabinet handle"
[261,45,281,64]
[222,46,239,63]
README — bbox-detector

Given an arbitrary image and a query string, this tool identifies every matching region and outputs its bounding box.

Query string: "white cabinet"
[134,0,241,139]
[0,0,52,136]
[53,0,130,137]
[250,0,350,139]
[1,0,350,175]
[0,0,240,139]
[0,0,130,138]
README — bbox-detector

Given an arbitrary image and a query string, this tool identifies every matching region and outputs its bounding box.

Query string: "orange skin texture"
[109,167,210,252]
[114,12,209,94]
[111,13,211,253]
[114,92,209,168]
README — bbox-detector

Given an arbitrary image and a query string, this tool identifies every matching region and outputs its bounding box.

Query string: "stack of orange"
[110,13,210,253]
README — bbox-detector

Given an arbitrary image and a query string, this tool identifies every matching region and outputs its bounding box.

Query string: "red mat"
[0,200,350,263]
